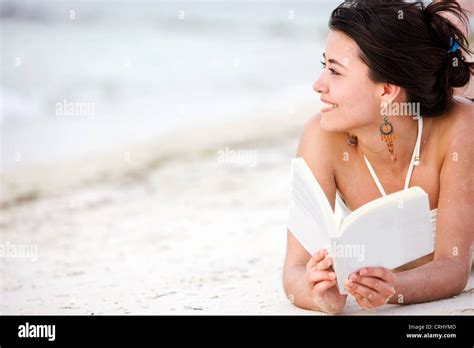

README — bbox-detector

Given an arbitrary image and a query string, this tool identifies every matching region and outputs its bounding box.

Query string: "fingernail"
[350,274,358,281]
[329,272,336,278]
[360,269,367,275]
[346,281,354,288]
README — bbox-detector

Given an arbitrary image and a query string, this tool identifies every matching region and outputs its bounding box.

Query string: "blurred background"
[1,0,472,315]
[0,0,345,204]
[0,0,337,166]
[0,0,342,314]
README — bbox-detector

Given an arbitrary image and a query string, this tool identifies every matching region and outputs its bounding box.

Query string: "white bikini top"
[335,116,437,232]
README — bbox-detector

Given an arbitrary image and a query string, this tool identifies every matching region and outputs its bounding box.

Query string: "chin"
[320,112,343,132]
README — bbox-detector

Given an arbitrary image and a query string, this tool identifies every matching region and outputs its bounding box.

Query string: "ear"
[378,83,402,104]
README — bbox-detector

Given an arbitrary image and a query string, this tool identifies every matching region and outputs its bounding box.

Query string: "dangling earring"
[347,134,358,147]
[380,111,397,161]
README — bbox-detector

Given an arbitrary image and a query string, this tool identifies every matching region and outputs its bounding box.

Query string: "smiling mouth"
[321,101,338,113]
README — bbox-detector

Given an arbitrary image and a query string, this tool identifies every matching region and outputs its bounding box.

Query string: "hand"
[304,249,338,298]
[344,267,397,310]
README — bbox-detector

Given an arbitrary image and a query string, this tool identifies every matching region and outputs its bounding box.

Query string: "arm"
[283,239,347,314]
[282,114,347,313]
[387,257,472,305]
[346,107,473,307]
[387,107,473,304]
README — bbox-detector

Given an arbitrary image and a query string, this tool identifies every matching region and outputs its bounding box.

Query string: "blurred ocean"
[1,0,339,167]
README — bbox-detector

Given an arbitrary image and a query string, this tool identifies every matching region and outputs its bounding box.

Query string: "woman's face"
[313,30,382,132]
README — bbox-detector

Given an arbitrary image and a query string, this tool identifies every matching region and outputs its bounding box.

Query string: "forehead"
[325,30,361,65]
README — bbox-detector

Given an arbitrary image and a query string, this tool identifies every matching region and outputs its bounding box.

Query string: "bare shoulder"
[434,98,473,152]
[285,113,342,267]
[294,113,348,211]
[296,113,345,175]
[448,96,473,130]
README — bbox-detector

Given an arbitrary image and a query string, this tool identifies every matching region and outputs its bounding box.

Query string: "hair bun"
[423,2,473,90]
[446,47,470,88]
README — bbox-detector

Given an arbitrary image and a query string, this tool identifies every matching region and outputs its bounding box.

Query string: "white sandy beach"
[1,106,473,315]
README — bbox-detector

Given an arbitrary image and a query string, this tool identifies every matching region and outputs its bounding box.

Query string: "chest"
[334,153,440,211]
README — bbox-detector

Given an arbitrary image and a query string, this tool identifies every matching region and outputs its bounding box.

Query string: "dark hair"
[329,0,474,116]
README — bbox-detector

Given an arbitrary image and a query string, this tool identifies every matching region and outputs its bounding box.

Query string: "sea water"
[1,0,339,167]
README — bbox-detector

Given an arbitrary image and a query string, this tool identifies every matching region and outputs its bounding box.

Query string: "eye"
[320,60,340,76]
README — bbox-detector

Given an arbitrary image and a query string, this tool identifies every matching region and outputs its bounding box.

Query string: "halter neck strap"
[362,116,423,197]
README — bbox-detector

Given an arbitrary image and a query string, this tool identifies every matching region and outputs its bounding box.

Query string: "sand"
[0,107,472,315]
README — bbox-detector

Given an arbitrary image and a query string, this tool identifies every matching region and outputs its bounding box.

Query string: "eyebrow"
[322,53,347,69]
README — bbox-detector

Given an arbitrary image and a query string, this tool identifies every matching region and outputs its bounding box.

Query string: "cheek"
[320,74,379,131]
[339,80,379,126]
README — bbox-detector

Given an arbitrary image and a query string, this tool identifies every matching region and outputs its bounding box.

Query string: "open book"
[287,157,434,295]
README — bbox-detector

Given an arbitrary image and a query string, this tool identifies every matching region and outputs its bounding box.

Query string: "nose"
[313,73,328,94]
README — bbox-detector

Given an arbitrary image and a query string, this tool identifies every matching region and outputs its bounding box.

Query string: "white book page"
[287,158,337,255]
[332,187,434,294]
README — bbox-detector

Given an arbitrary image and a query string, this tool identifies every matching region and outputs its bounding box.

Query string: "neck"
[350,115,421,169]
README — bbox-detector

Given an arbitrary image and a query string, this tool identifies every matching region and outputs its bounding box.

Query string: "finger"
[305,270,336,286]
[348,285,374,310]
[358,267,395,283]
[353,281,391,308]
[306,249,327,270]
[360,297,375,310]
[353,293,372,309]
[349,274,395,297]
[344,282,364,302]
[316,254,333,271]
[344,284,356,297]
[345,283,377,310]
[346,287,371,309]
[312,279,337,296]
[346,281,384,305]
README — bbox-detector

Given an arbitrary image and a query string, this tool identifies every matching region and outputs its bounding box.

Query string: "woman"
[283,0,473,314]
